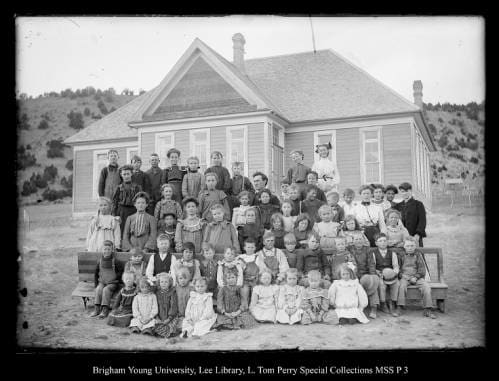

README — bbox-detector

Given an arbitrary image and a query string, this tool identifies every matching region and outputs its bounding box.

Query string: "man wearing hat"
[372,233,400,317]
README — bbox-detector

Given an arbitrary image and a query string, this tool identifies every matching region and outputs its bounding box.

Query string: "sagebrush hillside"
[16,89,485,203]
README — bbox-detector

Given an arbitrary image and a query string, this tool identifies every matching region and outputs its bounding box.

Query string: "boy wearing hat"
[372,233,400,316]
[287,150,312,196]
[397,237,436,318]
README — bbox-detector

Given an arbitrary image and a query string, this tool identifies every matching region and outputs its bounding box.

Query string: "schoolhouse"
[65,33,436,217]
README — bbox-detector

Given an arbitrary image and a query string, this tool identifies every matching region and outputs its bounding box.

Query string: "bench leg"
[437,299,445,313]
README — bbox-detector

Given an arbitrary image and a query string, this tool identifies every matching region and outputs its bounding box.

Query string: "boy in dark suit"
[394,182,427,247]
[145,153,165,215]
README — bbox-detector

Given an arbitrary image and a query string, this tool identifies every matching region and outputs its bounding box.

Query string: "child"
[279,178,291,203]
[124,247,147,286]
[129,278,158,334]
[384,184,399,208]
[238,238,260,309]
[324,237,356,283]
[296,233,325,287]
[182,156,205,200]
[300,185,326,224]
[229,161,255,209]
[282,233,299,269]
[249,270,279,323]
[397,237,436,318]
[199,242,218,295]
[145,234,174,285]
[255,231,290,284]
[217,247,244,288]
[154,184,183,222]
[153,272,180,338]
[232,191,252,228]
[237,207,264,253]
[91,240,123,318]
[175,197,206,254]
[122,192,157,252]
[348,233,380,319]
[163,148,187,204]
[342,215,370,248]
[257,189,281,230]
[205,151,232,194]
[394,182,427,247]
[276,268,304,325]
[281,201,297,233]
[145,153,164,215]
[171,242,201,286]
[372,184,392,211]
[181,277,217,338]
[287,150,312,196]
[328,264,369,325]
[305,171,327,202]
[300,270,337,325]
[112,164,142,236]
[174,267,194,334]
[293,213,313,248]
[326,191,345,223]
[288,184,302,216]
[214,272,257,330]
[86,197,121,252]
[98,149,121,199]
[157,212,177,250]
[339,188,357,217]
[130,155,151,198]
[198,172,230,222]
[203,204,240,254]
[270,213,286,249]
[107,271,138,327]
[385,209,410,248]
[313,205,342,253]
[372,233,400,316]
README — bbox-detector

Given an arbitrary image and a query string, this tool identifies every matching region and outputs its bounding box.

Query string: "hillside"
[16,91,485,204]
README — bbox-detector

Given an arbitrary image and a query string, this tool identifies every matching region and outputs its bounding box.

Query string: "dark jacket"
[98,164,121,198]
[253,189,281,207]
[132,170,152,198]
[145,167,165,204]
[296,248,324,275]
[394,197,427,238]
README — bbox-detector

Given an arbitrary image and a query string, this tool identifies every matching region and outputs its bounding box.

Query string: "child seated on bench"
[90,240,123,319]
[171,242,201,286]
[146,234,174,286]
[396,237,436,318]
[124,248,147,286]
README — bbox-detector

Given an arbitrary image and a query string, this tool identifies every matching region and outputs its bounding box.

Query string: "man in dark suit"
[252,171,280,207]
[145,153,165,216]
[394,182,427,247]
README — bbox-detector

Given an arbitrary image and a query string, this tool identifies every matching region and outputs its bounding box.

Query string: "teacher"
[312,142,340,192]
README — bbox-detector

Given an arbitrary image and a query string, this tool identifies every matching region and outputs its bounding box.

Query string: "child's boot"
[90,304,101,317]
[391,301,400,317]
[369,305,377,319]
[98,305,109,319]
[380,302,390,314]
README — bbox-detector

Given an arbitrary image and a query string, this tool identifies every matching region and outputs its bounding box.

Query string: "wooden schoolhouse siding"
[336,128,362,194]
[211,126,226,162]
[382,123,412,188]
[248,122,265,177]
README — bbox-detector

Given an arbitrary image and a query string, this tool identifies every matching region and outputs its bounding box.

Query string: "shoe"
[369,306,377,319]
[142,328,153,335]
[98,306,109,319]
[338,318,349,325]
[391,302,400,317]
[423,309,436,319]
[348,318,358,325]
[380,302,390,314]
[90,305,101,317]
[130,326,140,333]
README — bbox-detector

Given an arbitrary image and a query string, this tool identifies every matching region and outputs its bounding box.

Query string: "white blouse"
[311,158,340,191]
[352,203,387,233]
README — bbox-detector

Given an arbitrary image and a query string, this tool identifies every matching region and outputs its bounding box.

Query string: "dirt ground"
[16,201,485,351]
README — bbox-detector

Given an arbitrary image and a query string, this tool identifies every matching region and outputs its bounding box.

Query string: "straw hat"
[382,268,398,285]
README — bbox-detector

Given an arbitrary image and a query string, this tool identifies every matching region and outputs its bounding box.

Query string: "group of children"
[87,146,433,340]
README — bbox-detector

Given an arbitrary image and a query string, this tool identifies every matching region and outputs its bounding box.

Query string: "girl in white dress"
[250,270,279,323]
[276,269,304,325]
[130,278,158,334]
[181,277,217,338]
[311,142,341,192]
[86,197,121,251]
[328,264,369,324]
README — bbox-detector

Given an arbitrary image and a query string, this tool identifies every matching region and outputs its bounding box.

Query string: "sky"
[16,16,485,105]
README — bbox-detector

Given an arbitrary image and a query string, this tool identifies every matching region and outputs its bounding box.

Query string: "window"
[313,130,337,164]
[155,132,175,163]
[93,150,110,201]
[190,129,210,173]
[126,147,139,164]
[227,126,248,175]
[360,128,382,184]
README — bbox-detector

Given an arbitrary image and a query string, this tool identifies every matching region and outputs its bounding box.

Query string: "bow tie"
[361,201,370,206]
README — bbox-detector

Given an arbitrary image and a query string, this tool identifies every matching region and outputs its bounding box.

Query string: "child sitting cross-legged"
[276,268,305,325]
[270,213,286,249]
[255,231,290,285]
[217,247,244,289]
[281,201,297,233]
[397,237,436,318]
[214,271,258,330]
[90,240,123,319]
[124,247,147,287]
[237,207,264,253]
[300,270,337,325]
[249,270,279,323]
[153,272,180,338]
[238,238,260,310]
[199,242,218,295]
[203,204,240,255]
[328,263,369,325]
[107,271,138,327]
[181,277,217,338]
[171,242,201,286]
[129,277,158,335]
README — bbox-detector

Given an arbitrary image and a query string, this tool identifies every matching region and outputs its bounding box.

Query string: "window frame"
[154,132,175,163]
[359,126,383,185]
[189,128,211,173]
[126,147,139,164]
[226,125,248,176]
[92,149,111,201]
[313,130,338,166]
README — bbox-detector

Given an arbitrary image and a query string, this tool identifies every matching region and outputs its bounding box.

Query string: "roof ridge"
[245,49,330,62]
[324,49,420,111]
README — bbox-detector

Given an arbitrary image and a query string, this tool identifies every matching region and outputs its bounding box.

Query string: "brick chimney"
[232,33,246,74]
[413,80,423,108]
